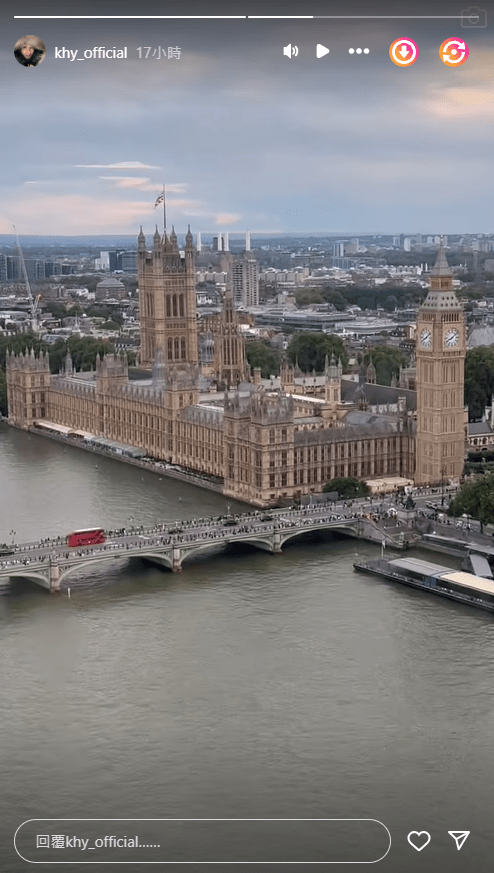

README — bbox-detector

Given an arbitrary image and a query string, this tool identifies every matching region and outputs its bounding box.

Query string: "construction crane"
[12,224,41,332]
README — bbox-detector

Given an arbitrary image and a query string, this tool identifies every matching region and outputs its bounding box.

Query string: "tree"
[363,346,407,386]
[294,288,324,306]
[45,301,69,320]
[287,333,348,374]
[0,332,45,371]
[321,288,347,311]
[245,341,281,378]
[323,477,369,499]
[464,346,494,420]
[449,475,494,530]
[0,333,115,377]
[383,295,398,312]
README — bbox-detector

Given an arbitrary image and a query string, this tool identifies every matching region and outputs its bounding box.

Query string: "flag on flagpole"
[154,185,166,231]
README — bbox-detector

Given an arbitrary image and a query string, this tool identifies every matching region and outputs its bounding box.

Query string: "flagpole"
[154,186,166,233]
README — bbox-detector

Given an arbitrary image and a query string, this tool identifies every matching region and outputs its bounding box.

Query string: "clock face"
[420,328,432,349]
[445,328,460,348]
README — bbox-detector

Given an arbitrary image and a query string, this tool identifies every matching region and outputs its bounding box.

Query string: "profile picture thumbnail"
[14,35,46,67]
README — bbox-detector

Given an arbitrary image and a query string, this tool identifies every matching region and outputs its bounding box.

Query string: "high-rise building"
[109,251,123,272]
[415,240,466,484]
[121,251,137,273]
[232,256,259,307]
[331,242,345,258]
[0,255,22,281]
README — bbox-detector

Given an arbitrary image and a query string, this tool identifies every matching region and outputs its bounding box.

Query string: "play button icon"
[316,44,330,58]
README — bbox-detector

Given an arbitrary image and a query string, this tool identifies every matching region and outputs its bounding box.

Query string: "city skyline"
[1,1,493,235]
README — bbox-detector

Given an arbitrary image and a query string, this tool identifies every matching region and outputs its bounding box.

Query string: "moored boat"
[354,556,494,614]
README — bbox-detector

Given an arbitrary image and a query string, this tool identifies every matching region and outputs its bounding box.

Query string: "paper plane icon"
[316,44,330,58]
[448,831,470,851]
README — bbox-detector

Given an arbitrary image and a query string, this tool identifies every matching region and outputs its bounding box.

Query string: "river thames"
[1,422,493,871]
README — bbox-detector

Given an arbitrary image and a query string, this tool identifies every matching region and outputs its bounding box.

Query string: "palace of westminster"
[6,227,468,506]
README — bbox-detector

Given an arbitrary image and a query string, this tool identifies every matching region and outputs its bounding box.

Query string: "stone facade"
[138,226,198,370]
[7,230,467,506]
[202,287,248,388]
[415,240,467,484]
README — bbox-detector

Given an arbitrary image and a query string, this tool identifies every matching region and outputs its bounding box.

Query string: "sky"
[1,0,493,236]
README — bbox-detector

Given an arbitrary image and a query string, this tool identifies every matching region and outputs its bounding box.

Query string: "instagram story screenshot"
[0,0,493,869]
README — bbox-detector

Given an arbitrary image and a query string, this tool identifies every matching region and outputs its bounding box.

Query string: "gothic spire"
[431,236,453,277]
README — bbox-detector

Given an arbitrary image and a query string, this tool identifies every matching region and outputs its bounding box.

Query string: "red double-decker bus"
[66,528,106,547]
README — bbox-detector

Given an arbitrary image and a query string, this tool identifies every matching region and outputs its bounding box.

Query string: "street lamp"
[441,467,446,506]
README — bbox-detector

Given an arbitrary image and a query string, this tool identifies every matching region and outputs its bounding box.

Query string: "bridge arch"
[277,523,360,548]
[177,536,276,569]
[56,549,175,583]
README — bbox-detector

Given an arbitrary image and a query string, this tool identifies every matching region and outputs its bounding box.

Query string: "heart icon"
[408,831,431,852]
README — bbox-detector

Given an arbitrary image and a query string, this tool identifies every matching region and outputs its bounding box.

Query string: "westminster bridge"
[0,504,417,593]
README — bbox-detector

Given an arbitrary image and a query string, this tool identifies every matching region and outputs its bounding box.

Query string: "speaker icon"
[283,44,299,58]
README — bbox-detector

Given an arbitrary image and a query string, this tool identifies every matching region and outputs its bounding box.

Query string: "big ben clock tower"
[415,239,466,485]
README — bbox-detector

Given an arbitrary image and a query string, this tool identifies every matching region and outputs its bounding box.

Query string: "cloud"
[75,161,161,169]
[24,180,70,186]
[427,85,494,119]
[214,213,242,226]
[99,177,188,193]
[99,176,157,191]
[3,193,160,234]
[0,189,210,234]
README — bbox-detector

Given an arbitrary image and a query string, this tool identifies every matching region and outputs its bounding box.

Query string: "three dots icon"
[349,48,370,54]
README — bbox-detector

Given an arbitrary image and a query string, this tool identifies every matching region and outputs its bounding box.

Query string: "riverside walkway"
[0,504,414,592]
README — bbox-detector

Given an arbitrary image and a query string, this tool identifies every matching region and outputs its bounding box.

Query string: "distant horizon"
[0,231,491,241]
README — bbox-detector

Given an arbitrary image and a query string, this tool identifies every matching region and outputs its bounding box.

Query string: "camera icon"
[461,6,487,27]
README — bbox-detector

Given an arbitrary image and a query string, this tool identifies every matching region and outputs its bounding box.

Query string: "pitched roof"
[430,239,453,277]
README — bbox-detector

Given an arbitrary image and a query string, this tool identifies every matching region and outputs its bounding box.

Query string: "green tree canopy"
[363,346,407,386]
[294,287,324,306]
[449,475,494,529]
[0,332,45,370]
[287,333,348,374]
[464,346,494,420]
[0,333,114,375]
[245,341,282,378]
[45,301,70,320]
[321,289,347,311]
[382,295,398,312]
[323,477,369,499]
